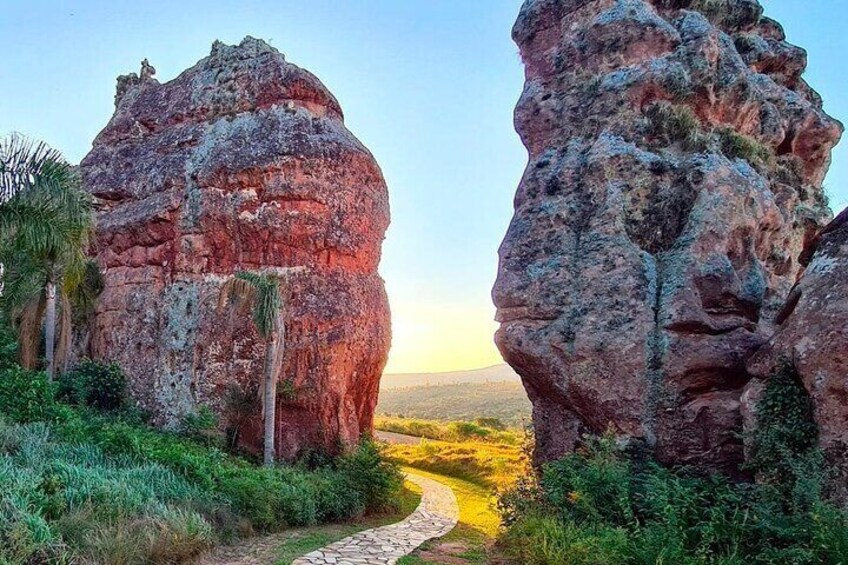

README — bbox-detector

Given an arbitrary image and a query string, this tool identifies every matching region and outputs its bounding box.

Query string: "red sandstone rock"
[81,37,390,460]
[746,209,848,495]
[494,0,842,472]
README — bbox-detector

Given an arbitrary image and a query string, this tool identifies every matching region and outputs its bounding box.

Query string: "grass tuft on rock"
[645,102,709,152]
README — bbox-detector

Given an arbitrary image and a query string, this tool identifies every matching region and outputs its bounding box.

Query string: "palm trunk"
[45,280,56,381]
[263,333,278,467]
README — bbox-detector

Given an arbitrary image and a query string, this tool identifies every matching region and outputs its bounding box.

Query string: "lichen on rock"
[494,0,842,472]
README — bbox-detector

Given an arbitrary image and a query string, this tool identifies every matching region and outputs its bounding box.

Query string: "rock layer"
[81,38,390,459]
[494,0,842,471]
[746,209,848,496]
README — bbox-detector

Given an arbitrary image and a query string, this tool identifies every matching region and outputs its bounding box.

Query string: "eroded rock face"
[81,37,390,460]
[746,209,848,496]
[494,0,842,472]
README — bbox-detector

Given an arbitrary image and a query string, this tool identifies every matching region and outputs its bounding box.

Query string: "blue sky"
[0,1,844,372]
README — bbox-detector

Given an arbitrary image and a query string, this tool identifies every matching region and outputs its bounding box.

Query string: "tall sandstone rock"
[81,38,391,460]
[494,0,842,472]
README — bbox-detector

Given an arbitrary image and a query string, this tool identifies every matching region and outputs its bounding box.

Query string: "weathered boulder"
[81,37,391,460]
[746,209,848,495]
[494,0,842,472]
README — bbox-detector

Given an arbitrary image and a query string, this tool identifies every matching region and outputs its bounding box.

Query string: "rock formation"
[81,37,391,460]
[494,0,842,472]
[746,208,848,495]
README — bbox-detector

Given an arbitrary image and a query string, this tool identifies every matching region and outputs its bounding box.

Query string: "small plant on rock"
[645,102,709,152]
[717,127,774,169]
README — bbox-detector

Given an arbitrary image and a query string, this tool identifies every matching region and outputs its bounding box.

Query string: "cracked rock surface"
[494,0,842,472]
[81,37,390,459]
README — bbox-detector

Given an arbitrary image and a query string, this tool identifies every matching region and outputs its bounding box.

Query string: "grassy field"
[376,416,526,489]
[381,364,519,390]
[376,382,531,428]
[375,415,522,444]
[375,416,529,564]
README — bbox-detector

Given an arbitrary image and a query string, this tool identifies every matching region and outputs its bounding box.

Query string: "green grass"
[0,360,404,564]
[273,482,422,564]
[375,415,522,444]
[396,467,499,565]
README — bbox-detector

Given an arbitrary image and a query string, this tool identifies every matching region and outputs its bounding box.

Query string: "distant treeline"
[376,381,531,428]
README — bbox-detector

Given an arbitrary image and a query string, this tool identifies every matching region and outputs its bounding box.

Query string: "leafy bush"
[0,366,55,423]
[336,439,403,513]
[447,421,491,441]
[0,319,20,370]
[475,417,507,431]
[499,512,629,565]
[0,405,403,564]
[57,359,126,411]
[747,360,823,510]
[498,433,848,564]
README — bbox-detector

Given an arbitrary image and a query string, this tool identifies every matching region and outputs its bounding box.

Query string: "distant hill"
[380,363,521,390]
[376,381,531,428]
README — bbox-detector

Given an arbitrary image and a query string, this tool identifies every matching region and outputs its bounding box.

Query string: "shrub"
[57,359,126,411]
[447,421,491,441]
[0,368,404,562]
[0,319,20,370]
[0,365,55,423]
[747,360,821,506]
[498,432,848,564]
[336,439,404,513]
[499,512,629,565]
[540,435,634,527]
[475,417,507,431]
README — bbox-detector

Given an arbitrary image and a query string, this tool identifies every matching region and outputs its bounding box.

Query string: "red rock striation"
[746,209,848,496]
[81,37,390,460]
[494,0,842,472]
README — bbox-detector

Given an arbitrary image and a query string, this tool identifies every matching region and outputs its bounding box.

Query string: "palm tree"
[0,134,94,379]
[218,271,286,466]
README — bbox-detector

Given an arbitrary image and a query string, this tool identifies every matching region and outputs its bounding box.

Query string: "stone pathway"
[292,473,459,565]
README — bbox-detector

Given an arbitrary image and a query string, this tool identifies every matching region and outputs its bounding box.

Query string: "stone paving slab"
[291,473,459,565]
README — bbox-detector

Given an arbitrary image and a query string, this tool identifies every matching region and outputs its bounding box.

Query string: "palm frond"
[67,260,104,325]
[0,249,48,316]
[0,133,67,203]
[217,271,282,339]
[217,277,259,319]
